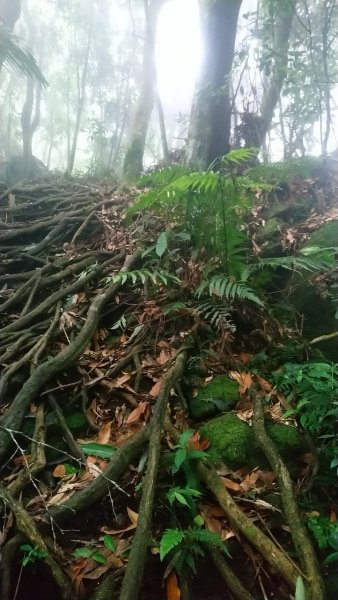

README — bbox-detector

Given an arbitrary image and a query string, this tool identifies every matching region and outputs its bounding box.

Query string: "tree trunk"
[65,1,94,175]
[185,0,242,170]
[257,0,297,147]
[122,0,165,181]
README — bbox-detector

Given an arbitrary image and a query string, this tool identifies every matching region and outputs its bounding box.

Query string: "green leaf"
[173,492,189,507]
[295,576,306,600]
[160,529,185,561]
[64,463,78,475]
[156,232,168,257]
[65,412,86,430]
[322,552,338,566]
[79,443,117,459]
[194,515,204,527]
[20,544,34,552]
[103,535,117,553]
[174,448,187,471]
[91,552,108,564]
[73,547,93,559]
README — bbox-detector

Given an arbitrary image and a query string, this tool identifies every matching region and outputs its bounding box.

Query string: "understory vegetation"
[0,151,337,600]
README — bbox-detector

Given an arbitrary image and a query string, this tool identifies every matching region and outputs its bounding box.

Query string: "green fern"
[248,252,335,275]
[196,275,264,307]
[103,269,180,287]
[194,299,236,332]
[245,156,321,184]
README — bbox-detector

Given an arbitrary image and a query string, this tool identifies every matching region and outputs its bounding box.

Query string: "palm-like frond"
[0,24,47,85]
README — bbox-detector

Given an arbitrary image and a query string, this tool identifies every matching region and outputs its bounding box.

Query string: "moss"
[200,413,305,469]
[304,220,338,249]
[189,376,239,419]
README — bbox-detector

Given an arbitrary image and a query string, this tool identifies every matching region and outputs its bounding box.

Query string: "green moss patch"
[200,413,304,469]
[189,376,240,419]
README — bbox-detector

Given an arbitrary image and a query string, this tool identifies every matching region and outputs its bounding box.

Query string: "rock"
[199,413,305,469]
[0,155,48,184]
[304,219,338,249]
[189,376,240,419]
[289,220,338,361]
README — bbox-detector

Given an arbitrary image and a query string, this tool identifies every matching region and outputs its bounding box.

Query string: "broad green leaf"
[91,552,108,564]
[73,547,93,559]
[174,448,187,471]
[156,232,168,257]
[79,442,117,459]
[103,535,117,552]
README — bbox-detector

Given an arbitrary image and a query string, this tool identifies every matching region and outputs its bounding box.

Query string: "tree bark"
[122,0,165,180]
[185,0,242,170]
[65,1,94,175]
[257,0,297,147]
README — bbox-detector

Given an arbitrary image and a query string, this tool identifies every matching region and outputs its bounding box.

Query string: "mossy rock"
[200,413,304,469]
[189,376,240,419]
[304,220,338,249]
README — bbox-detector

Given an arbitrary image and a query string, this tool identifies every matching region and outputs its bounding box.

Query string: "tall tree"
[65,0,94,175]
[123,0,165,180]
[257,0,297,148]
[185,0,242,169]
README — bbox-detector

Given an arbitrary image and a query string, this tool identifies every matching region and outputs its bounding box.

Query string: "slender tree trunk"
[65,1,94,175]
[257,0,297,147]
[123,0,165,180]
[185,0,242,170]
[157,92,169,163]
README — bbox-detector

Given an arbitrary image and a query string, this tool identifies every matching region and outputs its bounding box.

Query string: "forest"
[0,1,338,599]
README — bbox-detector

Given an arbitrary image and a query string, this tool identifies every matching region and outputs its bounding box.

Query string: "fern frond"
[103,269,180,287]
[245,157,321,184]
[249,253,334,275]
[196,275,264,307]
[0,24,47,84]
[194,299,236,332]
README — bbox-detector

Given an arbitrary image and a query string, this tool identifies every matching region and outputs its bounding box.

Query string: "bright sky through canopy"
[155,0,203,114]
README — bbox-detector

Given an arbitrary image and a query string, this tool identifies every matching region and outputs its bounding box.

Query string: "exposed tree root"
[0,252,139,460]
[119,349,189,600]
[208,546,256,600]
[0,486,74,600]
[251,388,325,600]
[46,423,150,525]
[164,417,300,592]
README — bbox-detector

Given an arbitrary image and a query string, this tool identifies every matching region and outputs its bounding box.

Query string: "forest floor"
[0,172,337,600]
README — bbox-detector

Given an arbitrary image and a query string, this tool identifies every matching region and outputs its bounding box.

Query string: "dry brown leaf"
[149,379,162,397]
[221,477,243,492]
[101,507,138,535]
[166,570,181,600]
[157,349,170,365]
[52,464,67,478]
[126,401,149,424]
[256,470,275,486]
[97,421,112,444]
[112,373,131,388]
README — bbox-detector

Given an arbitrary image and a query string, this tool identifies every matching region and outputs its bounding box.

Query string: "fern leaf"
[160,529,184,561]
